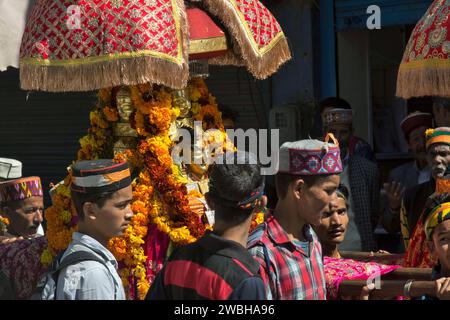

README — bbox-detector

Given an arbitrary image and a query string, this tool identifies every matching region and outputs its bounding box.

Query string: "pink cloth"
[0,236,47,299]
[145,224,170,283]
[324,256,401,300]
[128,224,170,300]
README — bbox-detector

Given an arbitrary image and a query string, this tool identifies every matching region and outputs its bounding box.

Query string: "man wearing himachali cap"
[403,128,450,268]
[0,174,44,299]
[55,160,133,300]
[247,134,342,300]
[319,97,375,163]
[322,108,380,252]
[0,176,44,241]
[0,158,45,242]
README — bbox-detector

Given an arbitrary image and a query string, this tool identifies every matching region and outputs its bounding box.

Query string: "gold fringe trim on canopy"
[20,54,189,92]
[201,0,291,79]
[396,59,450,99]
[20,0,189,92]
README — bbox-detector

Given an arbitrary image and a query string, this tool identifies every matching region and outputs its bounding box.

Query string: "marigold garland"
[42,79,263,300]
[0,217,9,235]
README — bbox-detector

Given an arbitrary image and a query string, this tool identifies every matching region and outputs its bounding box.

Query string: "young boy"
[248,135,342,300]
[146,151,267,300]
[56,159,133,300]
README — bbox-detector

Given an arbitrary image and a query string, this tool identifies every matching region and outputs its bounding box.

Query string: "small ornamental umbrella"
[19,0,291,92]
[396,0,450,99]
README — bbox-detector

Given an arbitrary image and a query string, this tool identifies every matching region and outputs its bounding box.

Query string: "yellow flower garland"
[42,79,264,300]
[0,217,9,235]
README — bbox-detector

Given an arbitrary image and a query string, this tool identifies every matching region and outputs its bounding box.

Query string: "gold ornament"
[172,88,192,118]
[116,86,135,122]
[113,86,137,156]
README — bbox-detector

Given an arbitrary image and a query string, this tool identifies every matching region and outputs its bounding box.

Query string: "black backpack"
[30,250,106,300]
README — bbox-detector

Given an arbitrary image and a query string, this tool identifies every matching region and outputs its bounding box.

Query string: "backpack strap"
[51,251,108,299]
[57,250,107,272]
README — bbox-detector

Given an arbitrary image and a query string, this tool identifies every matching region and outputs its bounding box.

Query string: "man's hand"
[359,283,375,300]
[340,283,375,300]
[369,250,390,256]
[436,277,450,300]
[383,181,405,211]
[0,236,23,245]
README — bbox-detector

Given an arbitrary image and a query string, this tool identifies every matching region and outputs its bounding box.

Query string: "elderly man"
[0,159,45,242]
[385,128,450,266]
[383,112,433,236]
[322,108,380,252]
[0,176,44,243]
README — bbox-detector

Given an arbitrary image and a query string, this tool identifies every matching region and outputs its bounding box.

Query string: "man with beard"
[383,112,433,237]
[386,128,450,267]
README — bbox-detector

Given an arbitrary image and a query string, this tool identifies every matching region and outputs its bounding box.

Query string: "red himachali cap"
[0,176,43,204]
[400,112,433,140]
[278,133,343,175]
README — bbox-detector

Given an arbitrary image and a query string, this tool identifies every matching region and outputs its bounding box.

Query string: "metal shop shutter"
[206,65,270,130]
[0,68,96,206]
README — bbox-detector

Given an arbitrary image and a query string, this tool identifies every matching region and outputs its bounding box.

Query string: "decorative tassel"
[201,0,292,79]
[397,61,450,99]
[20,0,190,92]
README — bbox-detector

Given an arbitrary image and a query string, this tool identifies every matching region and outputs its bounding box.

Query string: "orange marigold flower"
[103,106,119,122]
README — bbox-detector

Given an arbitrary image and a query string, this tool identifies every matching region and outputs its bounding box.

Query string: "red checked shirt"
[247,215,326,300]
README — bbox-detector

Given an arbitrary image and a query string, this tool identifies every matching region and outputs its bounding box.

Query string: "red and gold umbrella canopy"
[397,0,450,99]
[19,0,291,92]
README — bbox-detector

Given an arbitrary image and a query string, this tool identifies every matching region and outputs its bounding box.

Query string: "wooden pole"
[340,251,404,264]
[383,268,432,281]
[339,280,436,299]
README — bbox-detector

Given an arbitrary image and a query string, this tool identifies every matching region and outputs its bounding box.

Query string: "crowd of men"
[1,97,450,300]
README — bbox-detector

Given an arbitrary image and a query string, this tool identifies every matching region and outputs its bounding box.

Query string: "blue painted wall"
[319,0,338,99]
[335,0,432,31]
